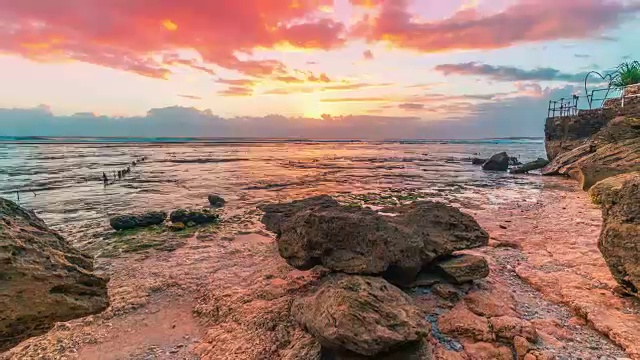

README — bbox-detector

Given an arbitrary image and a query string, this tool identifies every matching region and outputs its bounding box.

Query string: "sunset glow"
[0,0,638,138]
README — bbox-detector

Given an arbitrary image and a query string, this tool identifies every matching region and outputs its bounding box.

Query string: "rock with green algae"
[170,208,220,226]
[109,211,167,231]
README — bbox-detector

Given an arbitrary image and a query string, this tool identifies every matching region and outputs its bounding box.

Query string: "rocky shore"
[1,102,639,359]
[2,178,638,359]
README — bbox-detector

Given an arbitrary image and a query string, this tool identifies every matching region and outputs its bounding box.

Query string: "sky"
[0,0,639,139]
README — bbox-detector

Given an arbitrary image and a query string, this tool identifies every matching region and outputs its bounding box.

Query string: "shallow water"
[0,139,548,242]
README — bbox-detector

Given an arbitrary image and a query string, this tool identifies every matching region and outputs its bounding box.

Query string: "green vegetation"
[611,61,640,88]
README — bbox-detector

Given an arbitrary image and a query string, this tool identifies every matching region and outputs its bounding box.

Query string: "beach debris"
[589,172,640,296]
[510,158,550,174]
[0,197,109,351]
[291,274,429,357]
[109,211,167,231]
[208,194,226,208]
[169,208,220,226]
[260,195,489,287]
[482,152,510,171]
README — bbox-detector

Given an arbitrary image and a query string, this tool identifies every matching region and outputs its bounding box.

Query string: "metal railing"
[548,83,640,118]
[548,95,578,118]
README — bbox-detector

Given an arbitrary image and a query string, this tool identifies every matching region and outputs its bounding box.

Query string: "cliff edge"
[543,87,640,190]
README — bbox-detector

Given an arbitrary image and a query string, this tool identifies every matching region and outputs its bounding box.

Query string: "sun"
[302,99,330,118]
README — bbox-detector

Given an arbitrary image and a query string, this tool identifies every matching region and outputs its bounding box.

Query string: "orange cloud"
[219,86,253,97]
[0,0,344,78]
[353,0,640,52]
[321,97,390,103]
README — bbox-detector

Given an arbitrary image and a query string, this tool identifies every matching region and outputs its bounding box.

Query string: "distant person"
[103,172,108,185]
[117,170,122,179]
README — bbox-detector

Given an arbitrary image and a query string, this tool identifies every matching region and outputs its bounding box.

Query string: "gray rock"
[208,194,226,208]
[169,208,220,226]
[260,196,488,286]
[482,152,510,171]
[110,211,167,231]
[511,158,550,174]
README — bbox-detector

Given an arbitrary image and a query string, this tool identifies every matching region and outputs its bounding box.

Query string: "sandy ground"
[2,178,639,360]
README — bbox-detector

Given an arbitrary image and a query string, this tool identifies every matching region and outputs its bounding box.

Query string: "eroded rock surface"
[291,275,429,357]
[589,172,640,295]
[260,196,489,286]
[0,197,109,352]
[544,115,640,190]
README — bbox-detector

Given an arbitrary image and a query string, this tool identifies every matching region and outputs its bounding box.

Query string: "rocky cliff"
[543,89,640,190]
[543,87,640,296]
[0,197,109,351]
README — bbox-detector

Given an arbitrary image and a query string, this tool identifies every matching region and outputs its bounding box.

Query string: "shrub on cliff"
[611,60,640,88]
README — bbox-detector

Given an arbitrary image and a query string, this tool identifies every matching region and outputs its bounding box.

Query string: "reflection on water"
[0,140,548,242]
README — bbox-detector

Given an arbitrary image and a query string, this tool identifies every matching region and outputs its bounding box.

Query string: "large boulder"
[169,208,220,226]
[291,275,429,357]
[589,172,640,295]
[260,196,489,286]
[109,211,167,231]
[0,197,109,351]
[482,152,510,171]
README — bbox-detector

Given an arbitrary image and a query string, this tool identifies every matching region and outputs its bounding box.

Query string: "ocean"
[0,137,548,244]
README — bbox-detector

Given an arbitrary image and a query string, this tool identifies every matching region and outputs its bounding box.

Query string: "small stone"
[513,336,531,359]
[433,254,490,284]
[168,222,186,232]
[208,194,226,208]
[489,316,537,342]
[438,303,494,342]
[432,283,460,301]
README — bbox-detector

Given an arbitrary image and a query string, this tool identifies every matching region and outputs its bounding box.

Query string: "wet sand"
[3,178,639,360]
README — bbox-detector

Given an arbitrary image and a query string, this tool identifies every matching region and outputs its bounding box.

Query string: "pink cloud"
[353,0,640,52]
[0,0,344,78]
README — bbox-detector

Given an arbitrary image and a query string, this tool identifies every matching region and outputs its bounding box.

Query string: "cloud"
[178,94,202,100]
[0,0,345,78]
[218,78,258,86]
[435,62,589,83]
[363,49,374,60]
[398,103,425,111]
[0,87,575,139]
[219,86,253,97]
[353,0,640,53]
[321,96,390,103]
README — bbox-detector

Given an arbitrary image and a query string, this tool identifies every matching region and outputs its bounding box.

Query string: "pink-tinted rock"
[437,303,494,342]
[291,275,429,357]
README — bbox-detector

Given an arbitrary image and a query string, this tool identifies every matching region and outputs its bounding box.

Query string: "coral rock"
[291,275,428,357]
